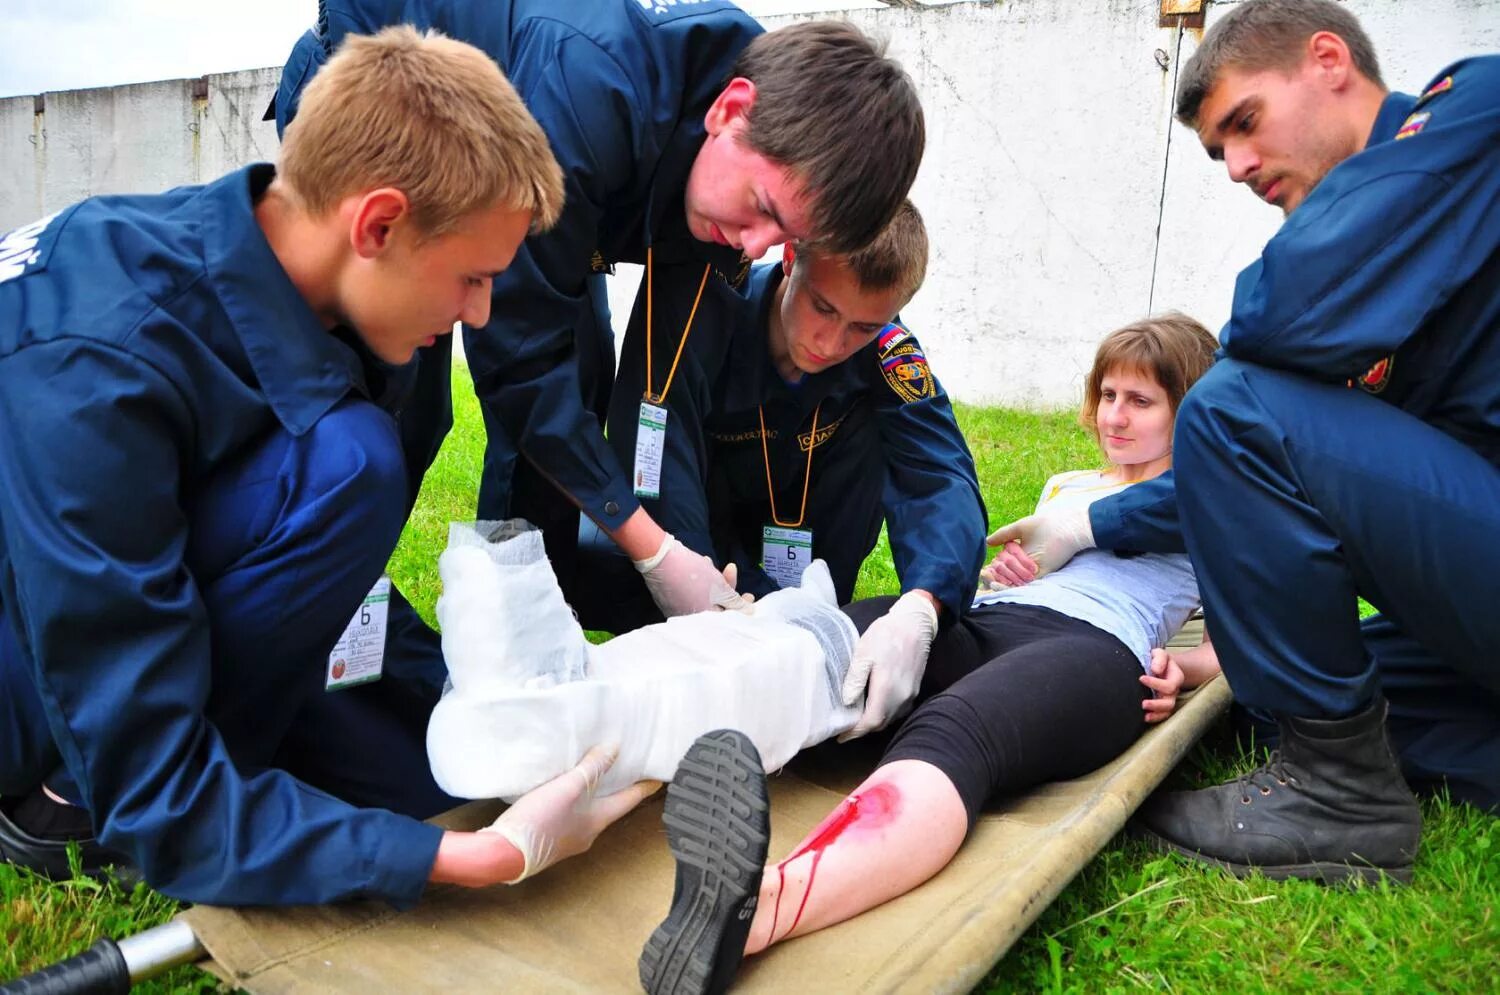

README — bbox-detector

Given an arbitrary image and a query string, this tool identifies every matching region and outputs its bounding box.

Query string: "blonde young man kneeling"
[0,27,651,907]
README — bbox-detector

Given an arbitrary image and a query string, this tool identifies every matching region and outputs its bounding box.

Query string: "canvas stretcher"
[182,623,1228,994]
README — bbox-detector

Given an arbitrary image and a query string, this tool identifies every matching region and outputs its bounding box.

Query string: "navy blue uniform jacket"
[0,166,444,905]
[627,261,986,619]
[1091,56,1500,551]
[290,0,759,530]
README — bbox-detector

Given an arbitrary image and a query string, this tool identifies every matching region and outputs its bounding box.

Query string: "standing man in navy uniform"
[274,1,926,621]
[0,29,655,905]
[583,202,987,738]
[988,0,1500,882]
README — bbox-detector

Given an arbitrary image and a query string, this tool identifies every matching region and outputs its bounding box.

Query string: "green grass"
[2,368,1494,991]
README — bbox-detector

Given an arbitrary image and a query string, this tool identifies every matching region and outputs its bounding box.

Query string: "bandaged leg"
[427,522,860,800]
[434,522,590,694]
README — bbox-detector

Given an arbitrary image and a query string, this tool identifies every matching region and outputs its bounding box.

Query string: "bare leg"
[743,759,968,955]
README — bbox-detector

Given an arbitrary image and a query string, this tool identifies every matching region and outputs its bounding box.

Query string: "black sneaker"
[0,792,139,884]
[639,729,771,995]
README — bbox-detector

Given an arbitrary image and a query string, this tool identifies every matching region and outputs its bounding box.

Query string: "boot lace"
[1233,751,1299,804]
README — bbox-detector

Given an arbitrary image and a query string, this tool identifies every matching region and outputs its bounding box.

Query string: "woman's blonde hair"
[1079,312,1219,439]
[279,25,564,237]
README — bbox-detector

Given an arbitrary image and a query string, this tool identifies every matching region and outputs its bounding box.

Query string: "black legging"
[844,597,1147,830]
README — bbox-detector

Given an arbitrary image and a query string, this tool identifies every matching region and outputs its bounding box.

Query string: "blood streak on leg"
[768,780,901,942]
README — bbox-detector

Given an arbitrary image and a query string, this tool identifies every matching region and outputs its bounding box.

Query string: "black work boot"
[1135,697,1422,884]
[0,789,139,884]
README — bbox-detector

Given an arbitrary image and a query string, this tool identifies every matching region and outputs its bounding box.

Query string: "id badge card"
[326,576,390,691]
[762,525,814,589]
[634,401,668,499]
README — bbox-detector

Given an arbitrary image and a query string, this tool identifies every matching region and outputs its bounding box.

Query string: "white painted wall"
[2,1,1496,406]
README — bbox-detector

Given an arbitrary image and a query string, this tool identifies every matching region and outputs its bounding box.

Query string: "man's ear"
[704,77,758,137]
[349,188,411,259]
[781,241,797,277]
[1306,30,1354,89]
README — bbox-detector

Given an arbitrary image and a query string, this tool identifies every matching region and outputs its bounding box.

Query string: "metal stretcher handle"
[0,938,128,995]
[1,921,204,995]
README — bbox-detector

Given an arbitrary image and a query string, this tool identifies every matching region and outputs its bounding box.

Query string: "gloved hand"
[484,745,660,883]
[839,591,940,741]
[985,507,1095,579]
[634,533,751,617]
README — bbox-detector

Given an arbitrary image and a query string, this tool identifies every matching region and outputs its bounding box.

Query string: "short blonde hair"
[279,26,564,237]
[802,199,928,306]
[1079,312,1219,440]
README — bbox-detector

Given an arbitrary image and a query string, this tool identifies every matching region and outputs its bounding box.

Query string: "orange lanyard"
[758,403,821,528]
[644,245,711,405]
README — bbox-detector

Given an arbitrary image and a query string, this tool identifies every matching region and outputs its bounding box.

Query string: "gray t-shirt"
[974,470,1199,670]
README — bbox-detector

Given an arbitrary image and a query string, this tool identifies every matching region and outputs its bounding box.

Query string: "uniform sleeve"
[1087,471,1184,554]
[871,342,988,620]
[1221,73,1500,380]
[0,342,442,907]
[463,30,650,532]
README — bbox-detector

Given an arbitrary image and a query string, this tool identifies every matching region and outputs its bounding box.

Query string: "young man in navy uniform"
[273,1,926,623]
[0,29,655,905]
[988,0,1500,881]
[583,202,986,739]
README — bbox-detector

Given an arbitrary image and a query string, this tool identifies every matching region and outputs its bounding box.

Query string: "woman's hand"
[978,539,1039,589]
[1140,647,1186,723]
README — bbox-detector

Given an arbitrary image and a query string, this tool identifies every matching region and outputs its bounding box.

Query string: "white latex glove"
[839,591,940,741]
[483,745,660,883]
[634,533,751,617]
[984,507,1095,580]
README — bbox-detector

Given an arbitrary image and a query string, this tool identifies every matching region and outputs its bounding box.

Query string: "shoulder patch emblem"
[1416,75,1454,106]
[877,323,935,403]
[1351,354,1394,394]
[1395,111,1431,141]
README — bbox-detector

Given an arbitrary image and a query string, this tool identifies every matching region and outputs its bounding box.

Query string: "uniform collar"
[1366,90,1419,147]
[200,164,366,436]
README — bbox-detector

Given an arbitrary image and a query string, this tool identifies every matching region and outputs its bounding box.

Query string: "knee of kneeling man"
[1174,359,1262,440]
[305,401,408,512]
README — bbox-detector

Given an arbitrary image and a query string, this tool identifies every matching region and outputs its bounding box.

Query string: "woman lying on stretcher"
[641,313,1226,995]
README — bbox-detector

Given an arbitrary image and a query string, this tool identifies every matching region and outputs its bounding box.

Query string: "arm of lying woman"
[977,538,1039,589]
[1139,625,1221,723]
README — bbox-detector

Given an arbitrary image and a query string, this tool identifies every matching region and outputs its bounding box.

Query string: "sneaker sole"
[639,730,770,995]
[1142,831,1414,886]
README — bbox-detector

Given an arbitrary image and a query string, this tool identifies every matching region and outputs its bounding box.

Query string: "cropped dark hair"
[803,199,928,304]
[734,21,924,253]
[1176,0,1383,127]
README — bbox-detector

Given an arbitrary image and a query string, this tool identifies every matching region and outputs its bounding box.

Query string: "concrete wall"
[3,1,1497,406]
[0,69,282,229]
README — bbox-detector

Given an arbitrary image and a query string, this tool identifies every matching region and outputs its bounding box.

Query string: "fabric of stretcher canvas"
[427,520,861,801]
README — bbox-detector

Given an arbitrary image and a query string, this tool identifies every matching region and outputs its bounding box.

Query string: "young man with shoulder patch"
[990,0,1500,880]
[582,202,987,739]
[273,1,925,625]
[0,28,654,906]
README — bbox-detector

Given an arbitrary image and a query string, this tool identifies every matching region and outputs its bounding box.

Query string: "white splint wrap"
[427,522,861,800]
